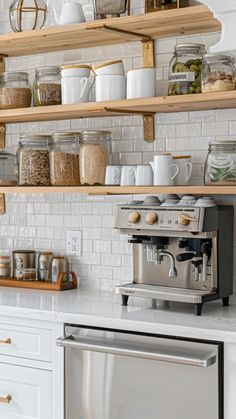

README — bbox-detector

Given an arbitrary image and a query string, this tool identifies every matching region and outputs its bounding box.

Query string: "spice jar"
[202,54,235,93]
[0,151,18,186]
[33,66,61,106]
[51,256,68,283]
[12,250,35,278]
[204,141,236,185]
[50,132,80,186]
[0,71,32,109]
[168,43,206,96]
[79,131,111,185]
[17,134,51,186]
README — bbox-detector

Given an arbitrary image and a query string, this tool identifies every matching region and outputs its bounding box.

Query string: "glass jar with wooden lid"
[49,132,81,186]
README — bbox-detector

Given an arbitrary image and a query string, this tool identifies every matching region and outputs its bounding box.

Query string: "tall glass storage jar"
[0,151,18,185]
[0,71,32,109]
[33,66,61,106]
[17,134,51,186]
[50,132,81,186]
[168,43,205,95]
[79,131,111,185]
[204,141,236,185]
[201,54,235,93]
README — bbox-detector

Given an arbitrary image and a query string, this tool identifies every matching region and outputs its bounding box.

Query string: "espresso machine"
[114,196,234,315]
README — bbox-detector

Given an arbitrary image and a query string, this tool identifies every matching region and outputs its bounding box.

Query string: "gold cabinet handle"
[0,395,12,404]
[0,338,11,344]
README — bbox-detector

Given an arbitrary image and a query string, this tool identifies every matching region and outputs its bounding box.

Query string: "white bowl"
[93,60,125,76]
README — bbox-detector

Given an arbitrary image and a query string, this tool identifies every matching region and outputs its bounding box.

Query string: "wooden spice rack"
[0,272,78,291]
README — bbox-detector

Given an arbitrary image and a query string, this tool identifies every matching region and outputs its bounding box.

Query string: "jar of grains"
[204,141,236,185]
[50,132,80,186]
[0,71,32,109]
[202,54,235,93]
[33,66,61,106]
[168,43,206,95]
[17,134,51,186]
[79,130,111,185]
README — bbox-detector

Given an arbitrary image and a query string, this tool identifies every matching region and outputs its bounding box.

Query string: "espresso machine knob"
[146,212,158,225]
[129,211,141,224]
[178,213,197,226]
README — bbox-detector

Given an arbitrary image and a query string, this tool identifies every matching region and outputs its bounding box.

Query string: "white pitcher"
[150,154,179,186]
[51,0,85,25]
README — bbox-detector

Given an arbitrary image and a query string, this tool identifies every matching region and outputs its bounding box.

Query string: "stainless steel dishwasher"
[56,325,223,419]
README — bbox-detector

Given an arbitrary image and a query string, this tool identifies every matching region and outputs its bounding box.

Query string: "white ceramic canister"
[127,67,156,99]
[61,64,94,104]
[95,74,126,101]
[93,60,125,76]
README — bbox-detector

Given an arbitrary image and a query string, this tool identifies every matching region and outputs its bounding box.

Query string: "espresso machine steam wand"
[146,245,178,278]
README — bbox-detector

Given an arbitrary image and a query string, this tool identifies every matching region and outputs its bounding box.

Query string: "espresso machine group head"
[114,197,234,316]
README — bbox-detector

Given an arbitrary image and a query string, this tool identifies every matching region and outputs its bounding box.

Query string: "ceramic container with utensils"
[173,155,192,185]
[150,153,179,186]
[127,67,156,99]
[105,165,121,185]
[135,164,153,186]
[61,64,94,104]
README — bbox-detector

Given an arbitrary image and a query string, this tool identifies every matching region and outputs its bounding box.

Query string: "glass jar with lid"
[17,134,51,186]
[202,54,235,93]
[168,43,206,96]
[0,71,32,109]
[79,131,111,185]
[93,0,128,18]
[50,132,80,186]
[204,141,236,185]
[0,151,18,186]
[33,66,61,106]
[146,0,189,12]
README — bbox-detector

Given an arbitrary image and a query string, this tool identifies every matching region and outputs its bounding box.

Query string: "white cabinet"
[0,362,52,419]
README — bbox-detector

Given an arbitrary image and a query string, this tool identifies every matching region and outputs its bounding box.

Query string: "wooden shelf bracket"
[0,55,6,215]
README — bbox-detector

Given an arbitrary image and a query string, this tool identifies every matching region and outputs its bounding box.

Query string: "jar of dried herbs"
[33,66,61,106]
[17,134,51,186]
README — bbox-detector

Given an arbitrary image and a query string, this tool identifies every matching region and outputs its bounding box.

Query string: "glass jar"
[201,54,235,93]
[17,134,51,186]
[168,43,206,96]
[33,66,61,106]
[50,132,80,186]
[146,0,189,12]
[93,0,128,18]
[0,151,18,186]
[204,141,236,185]
[0,71,32,109]
[80,131,111,185]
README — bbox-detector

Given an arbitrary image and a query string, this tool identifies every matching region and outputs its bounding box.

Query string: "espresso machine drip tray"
[116,283,217,315]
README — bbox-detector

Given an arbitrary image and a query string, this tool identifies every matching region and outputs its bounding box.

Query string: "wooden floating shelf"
[1,91,236,123]
[0,6,220,57]
[0,186,236,195]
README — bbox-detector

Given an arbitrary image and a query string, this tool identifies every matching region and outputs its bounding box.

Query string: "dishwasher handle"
[56,335,216,368]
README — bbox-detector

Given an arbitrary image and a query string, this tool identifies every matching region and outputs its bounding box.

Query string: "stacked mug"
[93,60,126,101]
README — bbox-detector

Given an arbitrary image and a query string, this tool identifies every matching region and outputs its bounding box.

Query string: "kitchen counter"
[0,286,236,343]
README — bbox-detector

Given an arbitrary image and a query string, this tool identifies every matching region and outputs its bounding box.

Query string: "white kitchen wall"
[1,1,236,299]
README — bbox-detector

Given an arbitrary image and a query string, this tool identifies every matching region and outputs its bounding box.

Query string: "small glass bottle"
[50,132,81,186]
[204,141,236,185]
[33,66,61,106]
[0,71,32,109]
[202,54,235,93]
[17,134,51,186]
[168,43,205,96]
[79,130,111,185]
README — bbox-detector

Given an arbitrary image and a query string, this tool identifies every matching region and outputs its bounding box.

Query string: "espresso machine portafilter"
[114,198,234,316]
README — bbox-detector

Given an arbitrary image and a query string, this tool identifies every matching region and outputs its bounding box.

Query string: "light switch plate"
[66,230,82,257]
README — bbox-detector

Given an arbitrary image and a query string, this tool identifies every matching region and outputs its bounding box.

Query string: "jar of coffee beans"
[50,132,80,186]
[17,134,51,186]
[33,66,61,106]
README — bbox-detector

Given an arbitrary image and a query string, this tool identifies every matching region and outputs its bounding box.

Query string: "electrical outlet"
[66,230,82,257]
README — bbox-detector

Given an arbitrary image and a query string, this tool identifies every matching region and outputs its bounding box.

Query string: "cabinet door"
[0,362,52,419]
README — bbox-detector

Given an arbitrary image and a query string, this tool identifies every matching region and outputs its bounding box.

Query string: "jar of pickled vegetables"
[202,54,235,93]
[204,141,236,185]
[168,43,206,95]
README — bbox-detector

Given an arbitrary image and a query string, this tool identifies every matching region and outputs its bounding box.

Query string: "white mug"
[150,154,179,186]
[127,68,156,99]
[135,165,153,186]
[61,65,94,104]
[121,165,137,186]
[173,155,192,186]
[105,165,121,185]
[96,75,126,102]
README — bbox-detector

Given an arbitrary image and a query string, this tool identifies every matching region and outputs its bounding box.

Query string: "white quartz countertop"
[0,287,236,343]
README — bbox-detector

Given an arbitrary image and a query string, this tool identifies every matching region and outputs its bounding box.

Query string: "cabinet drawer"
[0,323,52,362]
[0,362,52,419]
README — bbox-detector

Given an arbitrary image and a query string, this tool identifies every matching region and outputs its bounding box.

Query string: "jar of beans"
[17,134,51,186]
